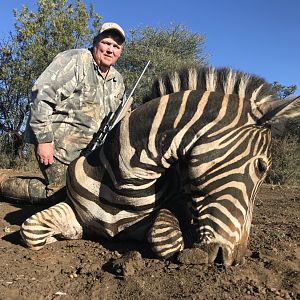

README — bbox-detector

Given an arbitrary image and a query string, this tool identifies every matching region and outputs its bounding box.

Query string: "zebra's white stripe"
[166,91,211,156]
[198,214,240,242]
[196,146,258,187]
[170,72,181,93]
[148,95,170,158]
[208,93,247,138]
[223,69,237,95]
[205,67,217,91]
[198,202,243,233]
[173,90,192,128]
[188,67,198,90]
[98,181,171,207]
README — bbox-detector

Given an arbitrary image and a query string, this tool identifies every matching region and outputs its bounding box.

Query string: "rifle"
[84,60,150,155]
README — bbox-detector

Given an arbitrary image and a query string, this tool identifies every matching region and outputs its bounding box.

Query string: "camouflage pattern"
[0,159,67,203]
[28,48,125,164]
[0,169,47,203]
[39,158,68,198]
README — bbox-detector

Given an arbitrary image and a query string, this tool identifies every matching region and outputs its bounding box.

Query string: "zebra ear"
[257,95,300,125]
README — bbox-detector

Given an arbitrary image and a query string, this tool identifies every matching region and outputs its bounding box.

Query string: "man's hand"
[36,142,54,165]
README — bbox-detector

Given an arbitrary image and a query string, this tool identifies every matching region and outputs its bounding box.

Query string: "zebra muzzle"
[191,242,240,267]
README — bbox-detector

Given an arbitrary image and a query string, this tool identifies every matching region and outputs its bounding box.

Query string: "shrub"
[266,135,300,185]
[0,144,39,172]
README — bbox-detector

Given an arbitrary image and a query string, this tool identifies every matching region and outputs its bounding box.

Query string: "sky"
[1,0,299,94]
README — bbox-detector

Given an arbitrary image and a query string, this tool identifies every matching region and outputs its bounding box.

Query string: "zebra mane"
[149,66,275,103]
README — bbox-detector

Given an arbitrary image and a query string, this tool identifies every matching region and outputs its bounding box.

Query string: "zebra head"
[184,73,300,266]
[149,67,300,265]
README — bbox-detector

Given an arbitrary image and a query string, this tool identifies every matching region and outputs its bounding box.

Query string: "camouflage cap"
[99,22,125,41]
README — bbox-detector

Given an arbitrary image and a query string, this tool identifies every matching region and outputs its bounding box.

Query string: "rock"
[110,251,144,277]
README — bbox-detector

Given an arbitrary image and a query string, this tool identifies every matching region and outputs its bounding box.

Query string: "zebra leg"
[147,209,185,259]
[20,202,83,250]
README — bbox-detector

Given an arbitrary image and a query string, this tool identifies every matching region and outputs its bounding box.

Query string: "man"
[0,22,126,204]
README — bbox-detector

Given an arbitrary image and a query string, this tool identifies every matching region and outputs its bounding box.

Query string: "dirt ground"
[0,184,299,300]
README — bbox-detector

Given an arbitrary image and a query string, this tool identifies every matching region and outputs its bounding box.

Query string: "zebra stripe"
[148,209,184,258]
[20,202,83,250]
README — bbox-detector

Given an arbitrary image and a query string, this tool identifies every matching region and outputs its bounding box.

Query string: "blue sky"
[1,0,299,94]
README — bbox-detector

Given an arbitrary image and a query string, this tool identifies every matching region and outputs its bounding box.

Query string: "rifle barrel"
[111,60,150,128]
[126,60,151,102]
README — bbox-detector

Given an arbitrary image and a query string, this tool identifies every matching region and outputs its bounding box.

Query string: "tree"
[116,25,207,104]
[13,0,101,82]
[0,39,26,157]
[0,0,101,162]
[271,81,297,99]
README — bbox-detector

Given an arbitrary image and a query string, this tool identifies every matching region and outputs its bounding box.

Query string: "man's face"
[93,35,123,72]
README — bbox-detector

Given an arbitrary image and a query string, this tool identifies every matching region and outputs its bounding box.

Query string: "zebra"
[20,66,300,266]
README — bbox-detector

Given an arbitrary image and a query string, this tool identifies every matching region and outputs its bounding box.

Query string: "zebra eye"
[255,158,268,174]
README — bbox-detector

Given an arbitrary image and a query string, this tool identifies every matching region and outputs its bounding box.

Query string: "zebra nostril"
[214,247,224,265]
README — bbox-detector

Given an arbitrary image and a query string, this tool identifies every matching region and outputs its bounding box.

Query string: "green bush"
[266,135,300,185]
[0,144,39,172]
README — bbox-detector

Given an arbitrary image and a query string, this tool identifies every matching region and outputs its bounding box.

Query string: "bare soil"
[0,184,299,300]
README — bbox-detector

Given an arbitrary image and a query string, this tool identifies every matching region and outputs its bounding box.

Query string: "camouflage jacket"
[28,48,125,164]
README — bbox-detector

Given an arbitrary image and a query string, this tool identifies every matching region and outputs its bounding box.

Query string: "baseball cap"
[99,22,125,42]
